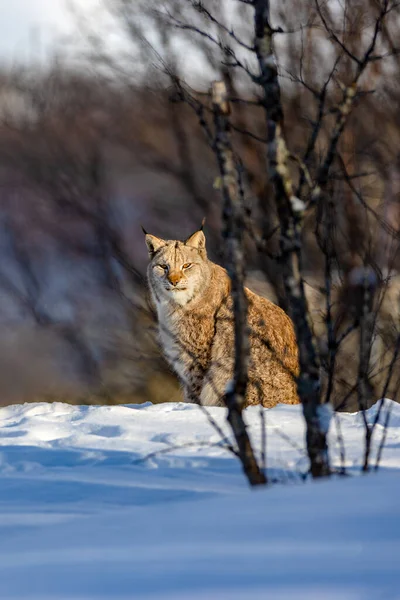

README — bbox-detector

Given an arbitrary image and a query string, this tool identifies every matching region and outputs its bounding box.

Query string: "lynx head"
[144,226,211,306]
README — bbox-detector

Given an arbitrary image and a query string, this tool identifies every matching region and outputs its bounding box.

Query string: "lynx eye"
[182,263,192,269]
[154,264,168,272]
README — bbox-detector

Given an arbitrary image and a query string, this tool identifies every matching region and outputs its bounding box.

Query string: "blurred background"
[0,0,399,409]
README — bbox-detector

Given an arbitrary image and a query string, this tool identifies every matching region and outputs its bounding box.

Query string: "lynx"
[144,227,300,408]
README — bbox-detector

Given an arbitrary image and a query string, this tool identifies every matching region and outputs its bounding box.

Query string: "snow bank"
[0,400,399,599]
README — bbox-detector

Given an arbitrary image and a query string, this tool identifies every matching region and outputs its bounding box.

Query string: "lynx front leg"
[200,359,233,406]
[182,367,207,405]
[183,386,197,404]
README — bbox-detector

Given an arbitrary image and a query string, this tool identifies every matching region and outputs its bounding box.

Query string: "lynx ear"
[184,230,206,251]
[144,233,166,257]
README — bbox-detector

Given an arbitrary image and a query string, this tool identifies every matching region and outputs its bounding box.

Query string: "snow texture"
[0,400,399,599]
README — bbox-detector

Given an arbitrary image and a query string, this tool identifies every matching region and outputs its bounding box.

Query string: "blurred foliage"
[0,0,399,409]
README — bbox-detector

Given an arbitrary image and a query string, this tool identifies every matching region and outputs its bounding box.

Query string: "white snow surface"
[0,400,399,599]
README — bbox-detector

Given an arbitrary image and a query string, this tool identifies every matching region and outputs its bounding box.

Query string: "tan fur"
[145,229,300,408]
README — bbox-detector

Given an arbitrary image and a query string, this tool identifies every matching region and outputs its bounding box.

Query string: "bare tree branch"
[211,80,266,486]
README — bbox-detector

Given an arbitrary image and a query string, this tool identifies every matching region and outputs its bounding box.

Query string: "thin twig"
[132,440,237,465]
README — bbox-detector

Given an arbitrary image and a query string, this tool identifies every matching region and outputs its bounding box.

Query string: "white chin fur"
[165,288,194,306]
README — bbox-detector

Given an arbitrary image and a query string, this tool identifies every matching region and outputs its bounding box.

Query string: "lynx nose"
[168,272,182,286]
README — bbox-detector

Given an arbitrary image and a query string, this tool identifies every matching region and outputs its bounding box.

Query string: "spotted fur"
[145,229,300,408]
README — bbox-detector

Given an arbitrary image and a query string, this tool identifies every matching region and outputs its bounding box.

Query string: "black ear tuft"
[141,225,148,235]
[200,217,206,231]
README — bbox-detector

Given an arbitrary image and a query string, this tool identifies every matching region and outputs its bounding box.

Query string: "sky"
[0,0,96,65]
[0,0,230,83]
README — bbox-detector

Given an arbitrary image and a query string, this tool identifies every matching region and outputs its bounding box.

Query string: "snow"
[0,400,399,599]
